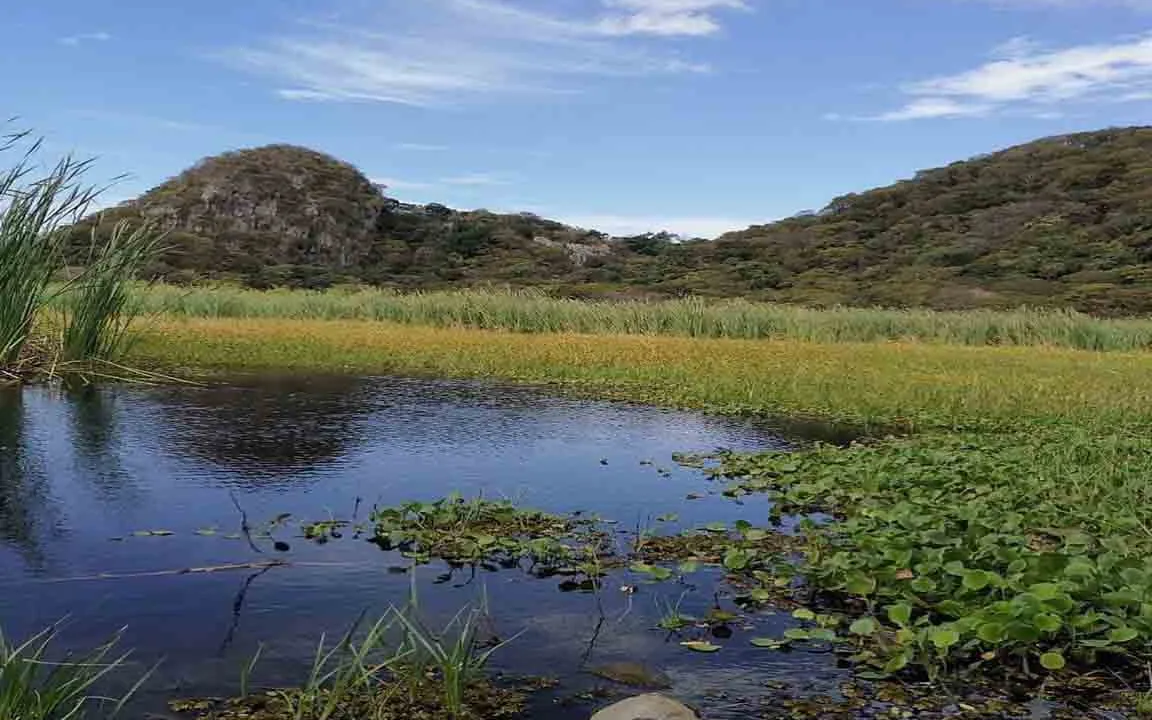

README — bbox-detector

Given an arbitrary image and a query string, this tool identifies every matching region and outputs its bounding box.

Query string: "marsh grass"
[125,317,1152,432]
[0,624,151,720]
[130,284,1152,352]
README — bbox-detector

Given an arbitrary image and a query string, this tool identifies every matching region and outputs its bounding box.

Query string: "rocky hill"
[71,127,1152,314]
[72,144,613,289]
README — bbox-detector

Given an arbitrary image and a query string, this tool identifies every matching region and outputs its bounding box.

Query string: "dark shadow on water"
[0,388,51,568]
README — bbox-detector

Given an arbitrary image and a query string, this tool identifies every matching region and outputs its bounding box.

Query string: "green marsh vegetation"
[129,283,1152,351]
[0,623,151,720]
[172,592,527,720]
[0,127,161,382]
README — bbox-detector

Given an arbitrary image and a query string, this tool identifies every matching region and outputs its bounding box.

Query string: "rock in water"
[590,693,699,720]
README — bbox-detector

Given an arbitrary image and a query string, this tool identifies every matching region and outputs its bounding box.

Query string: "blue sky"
[3,0,1151,237]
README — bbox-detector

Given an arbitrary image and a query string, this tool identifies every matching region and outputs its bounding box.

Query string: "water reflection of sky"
[0,377,832,718]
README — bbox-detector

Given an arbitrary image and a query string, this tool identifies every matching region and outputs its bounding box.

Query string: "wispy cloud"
[868,32,1152,121]
[224,0,734,107]
[59,31,111,46]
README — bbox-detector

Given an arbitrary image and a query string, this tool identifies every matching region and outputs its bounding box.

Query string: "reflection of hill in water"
[145,376,781,486]
[145,376,376,481]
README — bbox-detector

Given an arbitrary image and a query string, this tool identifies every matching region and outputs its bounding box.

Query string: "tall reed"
[62,220,164,362]
[0,130,98,366]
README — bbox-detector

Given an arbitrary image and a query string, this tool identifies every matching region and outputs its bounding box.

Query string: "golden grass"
[125,317,1152,431]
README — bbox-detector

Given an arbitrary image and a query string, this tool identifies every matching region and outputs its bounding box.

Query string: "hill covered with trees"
[71,126,1152,314]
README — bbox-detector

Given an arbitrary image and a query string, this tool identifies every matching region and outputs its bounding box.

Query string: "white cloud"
[557,213,755,238]
[597,0,748,36]
[59,31,111,46]
[872,32,1152,120]
[874,97,992,121]
[224,0,725,107]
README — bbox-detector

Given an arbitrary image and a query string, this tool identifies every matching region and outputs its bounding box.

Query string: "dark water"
[0,376,844,718]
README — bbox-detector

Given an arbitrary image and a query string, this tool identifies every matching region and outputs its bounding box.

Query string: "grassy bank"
[125,284,1152,352]
[125,316,1152,431]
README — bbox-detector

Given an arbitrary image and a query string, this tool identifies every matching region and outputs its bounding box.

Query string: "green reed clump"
[0,130,98,367]
[0,127,161,378]
[713,426,1152,681]
[184,594,521,720]
[62,221,164,363]
[0,624,150,720]
[131,283,1152,352]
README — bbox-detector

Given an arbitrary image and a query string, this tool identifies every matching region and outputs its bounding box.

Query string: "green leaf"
[930,627,960,650]
[962,570,995,591]
[783,628,811,641]
[1034,613,1063,633]
[809,628,838,642]
[976,622,1005,643]
[887,603,913,627]
[133,530,175,537]
[883,653,910,674]
[849,617,878,636]
[1108,627,1139,644]
[723,548,750,571]
[1039,652,1066,671]
[792,608,816,621]
[845,574,877,596]
[680,641,721,653]
[910,577,937,593]
[750,637,787,649]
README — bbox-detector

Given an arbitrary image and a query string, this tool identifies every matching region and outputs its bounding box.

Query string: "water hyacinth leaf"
[723,548,750,571]
[1040,651,1066,670]
[962,570,995,591]
[1034,614,1063,633]
[930,627,960,650]
[809,628,838,643]
[750,637,788,649]
[845,574,877,596]
[888,604,913,627]
[849,617,878,636]
[680,640,721,653]
[910,577,937,593]
[1108,627,1139,644]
